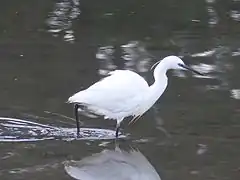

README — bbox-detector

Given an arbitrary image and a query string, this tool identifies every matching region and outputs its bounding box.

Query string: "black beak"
[178,63,204,76]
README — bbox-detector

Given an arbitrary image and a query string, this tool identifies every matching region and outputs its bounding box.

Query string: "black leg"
[115,127,119,138]
[74,104,80,137]
[115,123,120,138]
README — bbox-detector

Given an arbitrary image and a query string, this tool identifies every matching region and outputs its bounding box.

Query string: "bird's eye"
[178,63,184,67]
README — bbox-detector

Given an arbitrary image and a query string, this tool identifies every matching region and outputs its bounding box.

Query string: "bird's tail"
[66,96,75,104]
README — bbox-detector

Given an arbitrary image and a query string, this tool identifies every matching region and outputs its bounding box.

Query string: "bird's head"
[152,55,204,76]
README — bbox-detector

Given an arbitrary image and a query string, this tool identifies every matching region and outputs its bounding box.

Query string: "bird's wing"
[68,70,149,118]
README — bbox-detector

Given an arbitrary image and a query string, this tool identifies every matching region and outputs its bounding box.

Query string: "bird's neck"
[150,72,168,99]
[140,69,168,114]
[153,60,168,78]
[152,61,168,91]
[145,69,168,113]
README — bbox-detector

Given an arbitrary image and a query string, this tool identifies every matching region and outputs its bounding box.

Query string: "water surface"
[0,0,240,179]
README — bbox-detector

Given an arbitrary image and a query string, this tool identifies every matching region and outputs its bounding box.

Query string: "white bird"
[68,55,204,137]
[64,147,161,180]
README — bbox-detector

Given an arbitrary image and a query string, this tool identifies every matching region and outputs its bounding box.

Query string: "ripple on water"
[0,117,125,142]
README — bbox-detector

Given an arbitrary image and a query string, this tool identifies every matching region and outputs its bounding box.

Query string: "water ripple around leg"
[0,117,125,142]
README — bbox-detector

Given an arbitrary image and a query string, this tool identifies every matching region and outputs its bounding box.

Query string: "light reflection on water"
[96,41,153,77]
[46,0,80,43]
[206,0,218,27]
[96,46,116,76]
[206,0,240,25]
[171,44,239,95]
[121,41,152,73]
[230,89,240,100]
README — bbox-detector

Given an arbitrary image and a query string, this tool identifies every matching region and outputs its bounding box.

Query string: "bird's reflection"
[64,144,161,180]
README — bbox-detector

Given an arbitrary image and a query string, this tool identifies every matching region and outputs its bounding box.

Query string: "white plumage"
[68,70,149,120]
[68,55,203,137]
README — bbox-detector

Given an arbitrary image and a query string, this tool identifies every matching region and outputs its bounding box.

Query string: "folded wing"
[68,70,149,119]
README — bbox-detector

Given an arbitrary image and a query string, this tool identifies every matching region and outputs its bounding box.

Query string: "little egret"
[68,55,204,137]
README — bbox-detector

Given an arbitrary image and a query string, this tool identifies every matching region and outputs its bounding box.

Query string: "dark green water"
[0,0,240,179]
